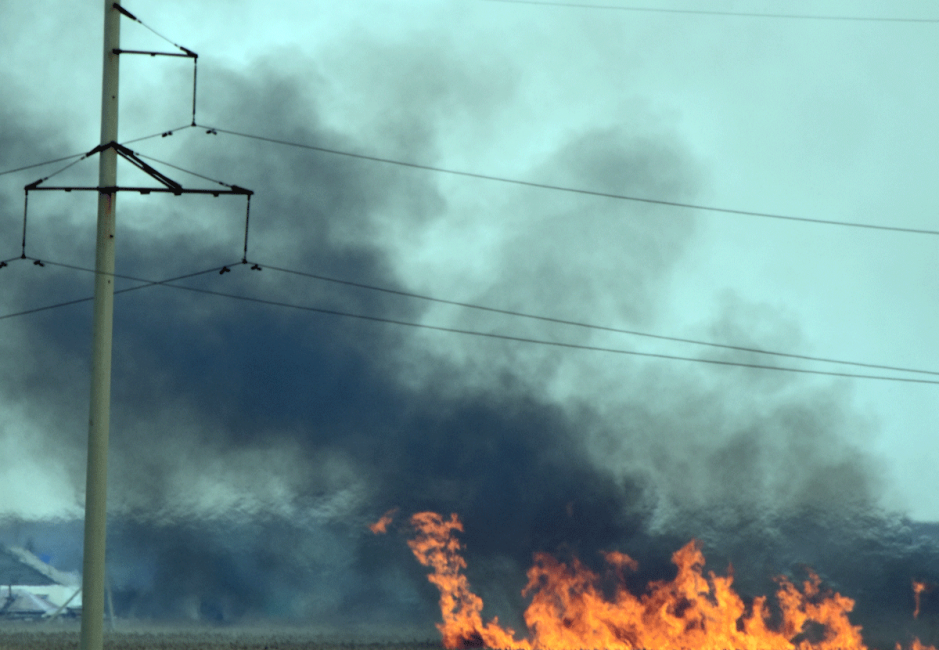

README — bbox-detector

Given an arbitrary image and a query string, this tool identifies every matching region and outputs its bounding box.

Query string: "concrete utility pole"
[80,1,120,649]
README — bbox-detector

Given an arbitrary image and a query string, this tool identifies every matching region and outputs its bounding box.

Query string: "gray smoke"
[1,30,937,649]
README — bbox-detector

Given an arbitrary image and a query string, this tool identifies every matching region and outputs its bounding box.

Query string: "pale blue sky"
[2,0,937,527]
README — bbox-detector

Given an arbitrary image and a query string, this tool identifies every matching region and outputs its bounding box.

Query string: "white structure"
[0,546,81,620]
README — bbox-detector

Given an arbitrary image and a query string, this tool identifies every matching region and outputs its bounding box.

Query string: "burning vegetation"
[913,582,932,620]
[381,511,936,650]
[370,508,401,535]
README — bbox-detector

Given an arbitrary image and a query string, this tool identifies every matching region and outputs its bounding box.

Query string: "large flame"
[913,581,930,620]
[406,511,934,650]
[408,512,526,649]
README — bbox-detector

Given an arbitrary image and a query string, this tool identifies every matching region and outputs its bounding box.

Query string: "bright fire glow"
[369,508,399,535]
[913,580,930,619]
[406,511,935,650]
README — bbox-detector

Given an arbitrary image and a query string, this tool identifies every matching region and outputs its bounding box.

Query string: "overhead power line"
[7,123,938,236]
[258,262,939,378]
[0,124,194,178]
[104,275,939,386]
[0,153,86,178]
[2,257,937,385]
[200,124,939,237]
[0,258,237,321]
[134,151,245,188]
[121,123,194,146]
[113,3,197,56]
[477,0,939,23]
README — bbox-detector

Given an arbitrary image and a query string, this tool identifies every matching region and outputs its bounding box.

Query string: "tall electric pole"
[80,1,120,649]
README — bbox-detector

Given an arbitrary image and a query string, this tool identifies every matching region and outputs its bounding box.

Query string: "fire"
[369,508,399,535]
[406,511,936,650]
[408,512,528,649]
[913,580,931,619]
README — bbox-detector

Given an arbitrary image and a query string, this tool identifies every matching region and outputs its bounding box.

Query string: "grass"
[0,622,441,650]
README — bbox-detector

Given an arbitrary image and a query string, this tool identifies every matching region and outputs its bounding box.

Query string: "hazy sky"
[1,0,938,626]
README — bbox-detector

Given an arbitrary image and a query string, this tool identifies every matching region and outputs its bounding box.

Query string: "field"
[0,623,440,650]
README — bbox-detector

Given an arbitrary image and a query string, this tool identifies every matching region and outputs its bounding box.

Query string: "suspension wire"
[239,197,261,269]
[0,125,193,178]
[113,278,939,386]
[31,257,238,287]
[0,260,239,322]
[132,152,241,189]
[242,195,252,264]
[0,153,86,178]
[253,261,939,378]
[21,191,29,259]
[22,148,99,188]
[38,155,91,182]
[191,58,198,126]
[2,255,935,384]
[120,123,195,146]
[0,294,93,320]
[113,3,197,55]
[199,124,939,237]
[477,0,939,22]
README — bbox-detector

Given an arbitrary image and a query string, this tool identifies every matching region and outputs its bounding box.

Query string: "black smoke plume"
[1,30,937,649]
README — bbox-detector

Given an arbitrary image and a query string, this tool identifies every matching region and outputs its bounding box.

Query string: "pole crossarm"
[23,142,253,196]
[113,48,197,58]
[27,186,252,196]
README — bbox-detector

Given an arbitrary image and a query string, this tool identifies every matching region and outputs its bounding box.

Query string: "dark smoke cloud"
[2,26,938,648]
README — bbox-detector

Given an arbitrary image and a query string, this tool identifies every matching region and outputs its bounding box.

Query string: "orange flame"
[369,508,399,535]
[407,511,935,650]
[913,580,930,619]
[408,512,528,649]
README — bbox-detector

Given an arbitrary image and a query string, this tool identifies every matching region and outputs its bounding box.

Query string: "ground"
[0,623,439,650]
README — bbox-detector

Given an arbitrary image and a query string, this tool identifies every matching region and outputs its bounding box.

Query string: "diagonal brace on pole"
[112,142,182,191]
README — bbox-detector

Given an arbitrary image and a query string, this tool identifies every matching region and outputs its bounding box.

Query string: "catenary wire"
[126,278,939,386]
[476,0,939,22]
[120,123,194,146]
[0,153,86,178]
[115,3,195,55]
[25,155,92,185]
[134,152,242,188]
[34,258,238,289]
[2,257,936,385]
[257,261,939,378]
[0,259,237,321]
[0,125,194,178]
[200,124,939,237]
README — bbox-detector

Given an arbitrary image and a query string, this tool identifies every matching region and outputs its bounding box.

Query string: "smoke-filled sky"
[1,0,938,632]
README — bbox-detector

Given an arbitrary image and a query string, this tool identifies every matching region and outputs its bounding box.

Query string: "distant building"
[0,546,81,620]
